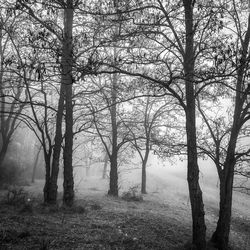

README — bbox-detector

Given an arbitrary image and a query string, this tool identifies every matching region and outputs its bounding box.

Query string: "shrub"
[4,186,27,205]
[0,160,23,187]
[121,185,143,202]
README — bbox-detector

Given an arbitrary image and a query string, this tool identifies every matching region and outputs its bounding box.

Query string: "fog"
[1,127,249,222]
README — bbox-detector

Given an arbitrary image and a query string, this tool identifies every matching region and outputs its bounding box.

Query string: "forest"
[0,0,250,249]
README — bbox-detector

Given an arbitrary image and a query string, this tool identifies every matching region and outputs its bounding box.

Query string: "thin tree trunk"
[0,28,8,168]
[31,145,42,183]
[47,84,65,204]
[102,152,109,179]
[62,3,74,207]
[108,71,119,196]
[183,1,206,249]
[141,147,149,194]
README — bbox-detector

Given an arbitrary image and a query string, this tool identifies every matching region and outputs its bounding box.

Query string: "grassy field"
[0,162,249,250]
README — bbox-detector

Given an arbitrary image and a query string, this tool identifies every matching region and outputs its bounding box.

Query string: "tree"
[96,0,235,248]
[31,143,42,183]
[61,0,74,207]
[196,2,250,248]
[0,8,27,167]
[127,90,180,194]
[15,0,88,206]
[90,74,132,196]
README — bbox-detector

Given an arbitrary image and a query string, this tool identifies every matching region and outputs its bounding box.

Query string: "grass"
[0,195,190,250]
[0,165,249,250]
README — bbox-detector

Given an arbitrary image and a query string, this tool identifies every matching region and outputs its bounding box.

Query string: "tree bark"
[183,1,206,249]
[31,145,42,183]
[108,72,119,196]
[141,147,149,194]
[62,3,74,207]
[108,151,118,196]
[0,137,8,167]
[102,152,109,179]
[0,27,9,168]
[47,84,65,204]
[43,152,52,203]
[211,162,234,250]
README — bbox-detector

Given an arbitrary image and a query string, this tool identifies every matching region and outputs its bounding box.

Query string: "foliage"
[121,185,143,202]
[2,186,28,206]
[0,161,24,187]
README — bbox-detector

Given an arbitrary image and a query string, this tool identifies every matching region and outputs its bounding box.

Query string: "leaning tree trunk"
[183,1,206,249]
[47,84,65,204]
[62,4,74,207]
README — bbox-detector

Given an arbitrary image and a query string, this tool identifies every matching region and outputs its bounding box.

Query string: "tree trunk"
[47,85,64,203]
[211,128,238,249]
[62,4,74,207]
[31,145,42,183]
[186,116,206,250]
[183,1,206,249]
[43,153,52,204]
[108,71,119,196]
[141,160,147,194]
[102,152,109,179]
[108,152,118,196]
[211,162,234,250]
[0,139,8,167]
[141,147,149,194]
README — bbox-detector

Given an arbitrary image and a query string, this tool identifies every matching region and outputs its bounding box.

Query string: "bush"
[0,161,23,187]
[4,186,27,205]
[121,185,143,202]
[1,186,34,213]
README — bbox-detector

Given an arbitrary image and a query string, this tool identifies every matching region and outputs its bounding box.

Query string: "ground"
[0,162,249,250]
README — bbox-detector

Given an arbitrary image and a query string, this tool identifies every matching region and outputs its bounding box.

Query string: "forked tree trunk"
[211,123,239,249]
[183,1,206,249]
[62,3,74,207]
[211,161,234,250]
